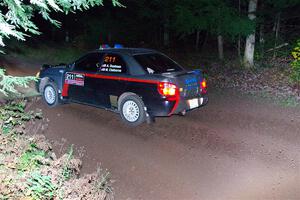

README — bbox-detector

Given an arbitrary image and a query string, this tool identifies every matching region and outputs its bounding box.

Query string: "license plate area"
[188,98,199,109]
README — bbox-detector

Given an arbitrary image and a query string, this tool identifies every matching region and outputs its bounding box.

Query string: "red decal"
[62,83,69,97]
[84,73,159,84]
[168,94,180,116]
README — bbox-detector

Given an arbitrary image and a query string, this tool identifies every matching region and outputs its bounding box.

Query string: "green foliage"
[0,0,124,51]
[27,172,56,200]
[264,0,300,11]
[17,144,47,172]
[0,68,37,97]
[0,100,42,134]
[8,42,84,64]
[61,145,74,180]
[174,0,254,39]
[290,40,300,85]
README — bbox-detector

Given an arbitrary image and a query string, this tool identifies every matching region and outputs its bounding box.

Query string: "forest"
[1,0,300,67]
[1,1,300,199]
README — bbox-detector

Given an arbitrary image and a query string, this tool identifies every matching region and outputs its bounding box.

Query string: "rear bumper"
[148,95,208,117]
[172,95,208,115]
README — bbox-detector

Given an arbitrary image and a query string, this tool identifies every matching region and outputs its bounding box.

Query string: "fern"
[0,68,37,96]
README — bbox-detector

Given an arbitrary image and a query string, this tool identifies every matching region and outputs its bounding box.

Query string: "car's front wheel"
[43,82,60,107]
[119,95,146,126]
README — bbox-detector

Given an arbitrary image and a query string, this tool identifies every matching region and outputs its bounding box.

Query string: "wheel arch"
[39,77,53,93]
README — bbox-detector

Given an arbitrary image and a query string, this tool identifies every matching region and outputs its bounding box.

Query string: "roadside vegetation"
[5,41,85,64]
[0,100,114,200]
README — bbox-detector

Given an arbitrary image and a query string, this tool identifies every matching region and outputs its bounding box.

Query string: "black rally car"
[37,48,208,126]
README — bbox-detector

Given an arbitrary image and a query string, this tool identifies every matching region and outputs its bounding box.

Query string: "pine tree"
[0,0,123,52]
[174,0,253,60]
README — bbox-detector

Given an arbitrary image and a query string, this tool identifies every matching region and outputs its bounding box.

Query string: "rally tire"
[42,82,60,107]
[119,95,146,126]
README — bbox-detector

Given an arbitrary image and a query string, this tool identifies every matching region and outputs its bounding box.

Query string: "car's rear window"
[134,53,183,74]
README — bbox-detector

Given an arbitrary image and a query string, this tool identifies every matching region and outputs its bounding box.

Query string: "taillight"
[158,82,178,98]
[200,79,207,94]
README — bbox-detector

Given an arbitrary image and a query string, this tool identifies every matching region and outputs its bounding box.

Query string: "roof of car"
[93,48,159,55]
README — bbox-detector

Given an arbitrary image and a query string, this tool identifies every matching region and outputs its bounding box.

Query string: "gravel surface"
[2,55,300,200]
[32,90,300,200]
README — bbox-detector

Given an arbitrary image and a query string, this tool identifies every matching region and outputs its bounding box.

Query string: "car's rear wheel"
[43,82,59,107]
[119,95,146,126]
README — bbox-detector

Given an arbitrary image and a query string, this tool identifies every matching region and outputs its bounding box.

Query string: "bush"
[0,100,42,134]
[290,40,300,94]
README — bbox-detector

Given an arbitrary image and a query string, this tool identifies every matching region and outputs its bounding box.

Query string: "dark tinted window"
[134,53,183,74]
[74,53,103,72]
[99,54,127,73]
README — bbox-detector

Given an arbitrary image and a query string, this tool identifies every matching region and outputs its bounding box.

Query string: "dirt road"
[30,90,300,200]
[2,58,300,199]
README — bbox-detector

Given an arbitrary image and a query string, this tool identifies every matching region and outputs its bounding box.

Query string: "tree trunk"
[65,31,69,43]
[218,35,224,60]
[259,24,265,59]
[273,12,281,58]
[201,31,208,51]
[195,30,200,51]
[238,37,241,59]
[244,0,258,68]
[237,0,242,61]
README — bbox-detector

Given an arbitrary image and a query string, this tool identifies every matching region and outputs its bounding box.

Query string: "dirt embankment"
[0,100,114,200]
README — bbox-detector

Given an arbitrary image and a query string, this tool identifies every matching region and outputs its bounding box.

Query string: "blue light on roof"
[114,44,124,48]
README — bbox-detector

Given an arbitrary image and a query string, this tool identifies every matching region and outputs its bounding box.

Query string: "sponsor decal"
[65,72,85,86]
[185,77,198,90]
[185,77,197,85]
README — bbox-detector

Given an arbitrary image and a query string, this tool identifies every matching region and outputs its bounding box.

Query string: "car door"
[94,53,129,109]
[67,52,103,104]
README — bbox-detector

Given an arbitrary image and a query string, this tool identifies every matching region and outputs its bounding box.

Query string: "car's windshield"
[134,53,183,74]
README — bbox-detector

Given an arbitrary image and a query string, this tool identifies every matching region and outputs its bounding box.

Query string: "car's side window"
[74,53,103,72]
[98,54,127,74]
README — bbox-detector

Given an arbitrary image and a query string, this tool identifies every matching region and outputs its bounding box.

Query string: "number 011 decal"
[65,72,85,86]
